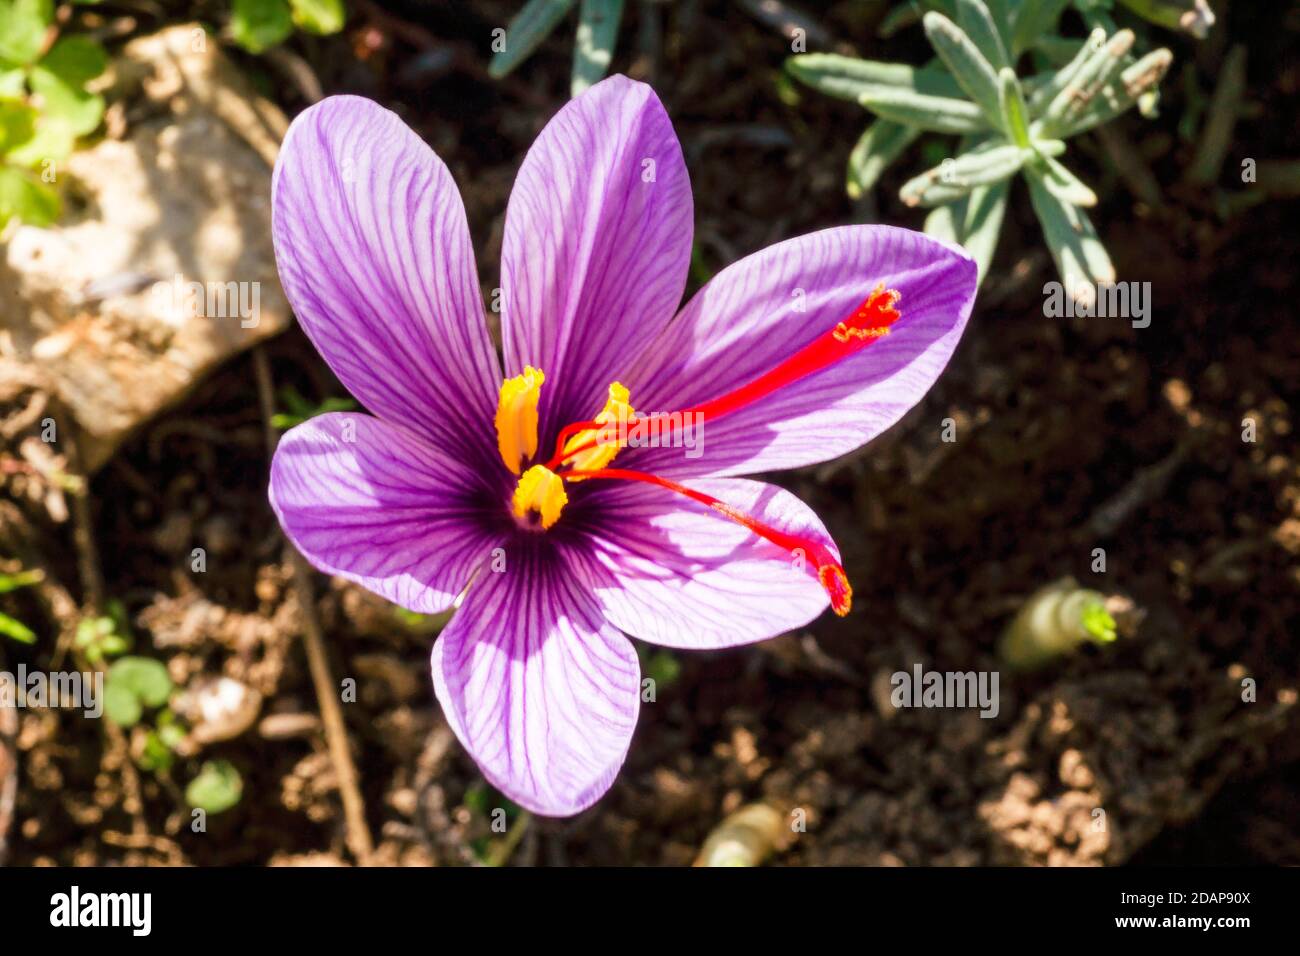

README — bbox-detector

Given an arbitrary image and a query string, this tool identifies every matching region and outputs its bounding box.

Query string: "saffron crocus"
[269,76,977,816]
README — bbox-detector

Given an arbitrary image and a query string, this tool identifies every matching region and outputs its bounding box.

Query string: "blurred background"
[0,0,1297,866]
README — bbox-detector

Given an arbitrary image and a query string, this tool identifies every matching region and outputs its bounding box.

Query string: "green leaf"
[231,0,294,54]
[1080,599,1118,643]
[156,711,186,750]
[37,35,106,86]
[922,12,1003,128]
[877,2,920,38]
[104,656,173,726]
[642,649,680,688]
[0,610,36,643]
[857,85,988,134]
[137,729,175,773]
[571,0,622,96]
[1116,0,1215,39]
[288,0,345,35]
[1011,0,1071,57]
[0,65,25,98]
[983,0,1013,50]
[103,682,142,725]
[954,0,1009,70]
[998,67,1030,148]
[488,0,575,80]
[186,759,244,814]
[1037,154,1098,206]
[1026,30,1100,113]
[1026,166,1115,289]
[1040,30,1135,138]
[1063,47,1173,137]
[0,164,58,227]
[959,179,1010,282]
[900,141,1024,207]
[847,119,921,199]
[0,0,53,67]
[924,200,962,245]
[29,37,108,138]
[786,54,963,102]
[5,120,76,167]
[1033,137,1067,158]
[271,386,357,430]
[0,99,37,155]
[0,568,41,593]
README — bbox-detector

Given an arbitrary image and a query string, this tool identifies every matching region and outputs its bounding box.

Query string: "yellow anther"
[511,465,567,530]
[495,366,545,475]
[563,382,634,475]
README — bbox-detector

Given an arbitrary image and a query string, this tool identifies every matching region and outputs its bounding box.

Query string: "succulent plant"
[787,0,1174,287]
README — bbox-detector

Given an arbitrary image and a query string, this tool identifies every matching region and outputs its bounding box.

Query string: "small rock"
[258,712,321,740]
[174,675,262,744]
[0,24,291,472]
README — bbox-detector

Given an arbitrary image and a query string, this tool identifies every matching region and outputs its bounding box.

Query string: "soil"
[1,0,1297,866]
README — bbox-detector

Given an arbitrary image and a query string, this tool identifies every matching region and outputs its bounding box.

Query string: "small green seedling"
[999,577,1120,670]
[230,0,347,55]
[137,709,187,773]
[103,655,173,727]
[271,384,357,431]
[185,759,244,814]
[74,606,132,665]
[639,646,681,690]
[0,0,109,227]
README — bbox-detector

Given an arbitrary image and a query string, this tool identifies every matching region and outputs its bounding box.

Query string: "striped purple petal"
[500,75,693,443]
[621,225,977,478]
[564,478,836,649]
[431,545,641,816]
[272,95,503,466]
[269,413,503,614]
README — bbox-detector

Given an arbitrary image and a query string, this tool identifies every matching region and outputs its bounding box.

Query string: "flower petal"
[432,544,641,816]
[623,225,977,477]
[272,95,502,465]
[500,75,693,440]
[564,478,836,649]
[269,413,503,614]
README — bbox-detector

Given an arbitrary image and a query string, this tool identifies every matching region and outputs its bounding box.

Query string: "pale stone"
[0,24,291,471]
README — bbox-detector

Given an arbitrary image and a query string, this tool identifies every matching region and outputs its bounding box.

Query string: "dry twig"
[252,347,375,865]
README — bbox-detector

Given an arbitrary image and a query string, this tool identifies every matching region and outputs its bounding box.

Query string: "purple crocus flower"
[268,75,977,816]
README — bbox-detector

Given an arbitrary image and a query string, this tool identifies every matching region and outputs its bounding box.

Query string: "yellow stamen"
[511,465,567,530]
[495,366,545,475]
[563,382,634,476]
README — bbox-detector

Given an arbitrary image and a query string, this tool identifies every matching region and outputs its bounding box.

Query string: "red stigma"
[563,467,852,613]
[546,284,901,469]
[537,285,896,615]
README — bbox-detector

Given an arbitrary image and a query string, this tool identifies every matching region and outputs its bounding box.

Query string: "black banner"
[0,865,1285,942]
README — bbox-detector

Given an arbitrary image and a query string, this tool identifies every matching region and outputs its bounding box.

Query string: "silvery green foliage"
[787,0,1174,287]
[490,0,625,98]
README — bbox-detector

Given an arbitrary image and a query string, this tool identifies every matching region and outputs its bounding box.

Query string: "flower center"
[491,283,902,614]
